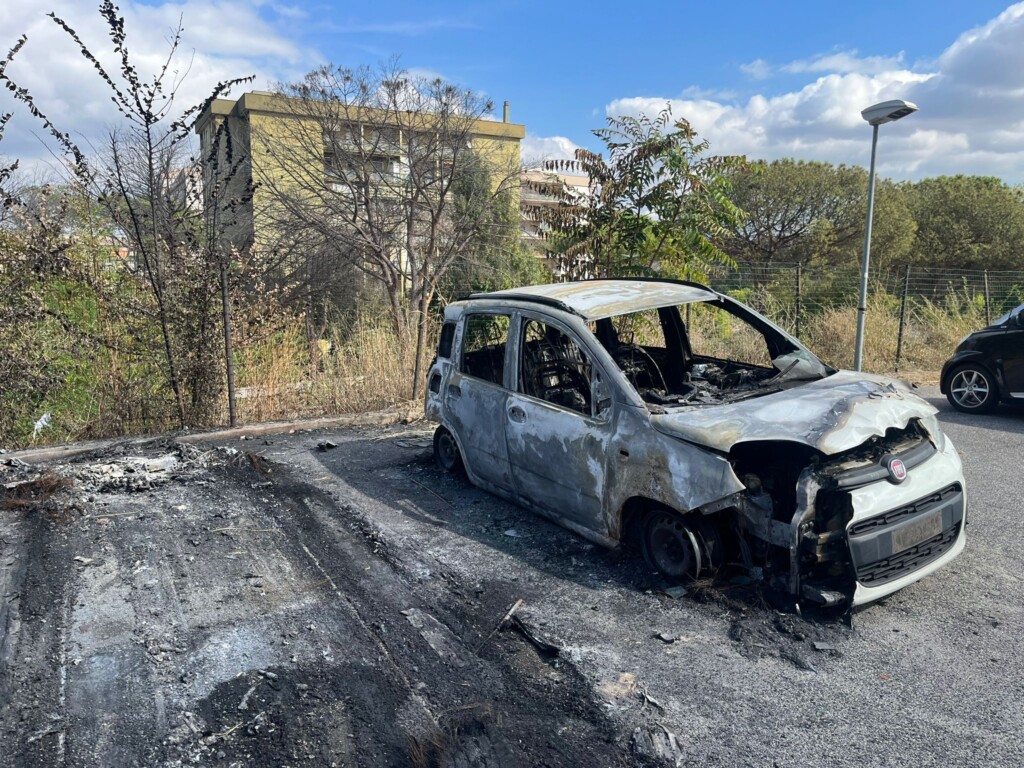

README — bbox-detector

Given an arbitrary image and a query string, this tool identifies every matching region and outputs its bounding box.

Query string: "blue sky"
[284,1,1010,142]
[3,0,1024,180]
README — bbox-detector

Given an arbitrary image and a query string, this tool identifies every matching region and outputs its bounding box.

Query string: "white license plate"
[891,512,943,553]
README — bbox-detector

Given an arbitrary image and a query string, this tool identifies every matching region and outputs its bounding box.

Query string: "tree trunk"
[144,130,187,427]
[411,286,431,401]
[219,254,237,427]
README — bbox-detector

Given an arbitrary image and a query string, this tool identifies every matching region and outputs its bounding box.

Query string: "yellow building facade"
[195,91,526,253]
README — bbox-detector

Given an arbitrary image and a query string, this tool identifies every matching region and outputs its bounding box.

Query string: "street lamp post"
[853,99,918,372]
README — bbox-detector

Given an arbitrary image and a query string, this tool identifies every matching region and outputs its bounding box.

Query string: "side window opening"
[437,322,456,359]
[519,319,592,416]
[460,314,511,386]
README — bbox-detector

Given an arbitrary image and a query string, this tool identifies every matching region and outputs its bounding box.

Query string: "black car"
[940,302,1024,413]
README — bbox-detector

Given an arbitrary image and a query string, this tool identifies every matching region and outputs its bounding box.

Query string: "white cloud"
[0,0,319,168]
[780,50,906,76]
[521,134,580,166]
[740,58,771,80]
[681,85,738,101]
[609,2,1024,181]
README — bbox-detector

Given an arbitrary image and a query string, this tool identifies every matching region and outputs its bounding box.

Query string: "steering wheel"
[612,344,668,393]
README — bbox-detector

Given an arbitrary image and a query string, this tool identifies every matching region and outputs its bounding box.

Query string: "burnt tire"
[946,364,999,414]
[641,508,703,582]
[433,426,464,474]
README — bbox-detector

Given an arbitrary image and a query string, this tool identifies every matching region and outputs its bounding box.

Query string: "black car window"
[993,302,1024,326]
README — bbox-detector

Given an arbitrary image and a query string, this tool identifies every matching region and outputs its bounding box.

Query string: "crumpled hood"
[649,371,938,455]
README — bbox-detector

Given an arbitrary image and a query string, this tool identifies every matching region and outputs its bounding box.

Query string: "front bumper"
[847,437,967,606]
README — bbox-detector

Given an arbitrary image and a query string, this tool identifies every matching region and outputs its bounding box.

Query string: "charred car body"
[425,279,966,609]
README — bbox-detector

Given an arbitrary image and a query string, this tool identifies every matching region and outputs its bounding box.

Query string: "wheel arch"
[941,354,1004,395]
[617,495,688,543]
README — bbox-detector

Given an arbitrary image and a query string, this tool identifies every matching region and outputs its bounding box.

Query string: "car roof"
[471,279,720,321]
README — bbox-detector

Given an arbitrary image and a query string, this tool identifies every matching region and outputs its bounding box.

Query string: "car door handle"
[447,384,462,398]
[508,405,526,423]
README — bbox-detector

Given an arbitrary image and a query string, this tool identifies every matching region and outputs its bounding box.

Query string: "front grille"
[847,483,964,586]
[848,483,961,536]
[855,523,960,585]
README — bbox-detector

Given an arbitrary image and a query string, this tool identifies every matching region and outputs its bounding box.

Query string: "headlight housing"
[921,414,946,452]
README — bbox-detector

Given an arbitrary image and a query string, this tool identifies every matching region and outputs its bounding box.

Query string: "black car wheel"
[641,508,703,581]
[946,364,999,414]
[433,426,464,474]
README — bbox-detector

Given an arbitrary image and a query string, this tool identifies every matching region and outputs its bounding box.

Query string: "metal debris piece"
[663,586,688,599]
[638,686,665,710]
[508,615,560,658]
[631,724,683,766]
[476,598,525,651]
[403,607,467,667]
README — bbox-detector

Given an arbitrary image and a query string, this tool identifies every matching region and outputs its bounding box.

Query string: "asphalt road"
[0,386,1022,767]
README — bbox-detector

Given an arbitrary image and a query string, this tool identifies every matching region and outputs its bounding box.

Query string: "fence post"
[984,270,991,326]
[795,262,803,339]
[895,264,911,373]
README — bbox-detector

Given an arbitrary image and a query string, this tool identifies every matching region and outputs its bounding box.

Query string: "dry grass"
[226,291,988,428]
[803,294,987,382]
[233,315,421,424]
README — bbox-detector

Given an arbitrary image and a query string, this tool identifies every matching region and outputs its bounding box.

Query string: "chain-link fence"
[698,262,1024,375]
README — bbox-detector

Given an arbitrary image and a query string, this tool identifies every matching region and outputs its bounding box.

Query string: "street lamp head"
[861,99,918,126]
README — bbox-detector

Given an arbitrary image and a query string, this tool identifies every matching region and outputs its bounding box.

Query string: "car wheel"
[433,426,464,474]
[946,364,999,414]
[641,508,703,581]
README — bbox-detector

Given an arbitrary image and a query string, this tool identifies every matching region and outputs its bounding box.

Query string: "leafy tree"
[908,175,1024,270]
[436,151,548,300]
[528,107,746,280]
[257,61,521,396]
[1,1,255,428]
[722,158,915,278]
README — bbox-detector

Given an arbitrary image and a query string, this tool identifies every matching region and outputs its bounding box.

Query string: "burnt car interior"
[593,301,825,409]
[519,320,593,415]
[458,301,832,413]
[460,313,510,386]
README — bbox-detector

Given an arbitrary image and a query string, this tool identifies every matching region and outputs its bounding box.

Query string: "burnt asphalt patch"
[0,442,647,767]
[1,388,1023,767]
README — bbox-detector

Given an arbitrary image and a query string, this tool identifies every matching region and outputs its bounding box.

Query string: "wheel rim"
[437,431,458,470]
[950,369,990,409]
[647,514,702,580]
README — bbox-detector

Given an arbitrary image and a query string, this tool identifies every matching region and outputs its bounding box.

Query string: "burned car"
[425,279,966,609]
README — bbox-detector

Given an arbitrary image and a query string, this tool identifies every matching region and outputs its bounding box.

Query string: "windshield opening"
[992,302,1024,327]
[592,299,832,408]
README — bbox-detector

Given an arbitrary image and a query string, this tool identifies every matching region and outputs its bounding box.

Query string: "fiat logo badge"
[886,457,908,484]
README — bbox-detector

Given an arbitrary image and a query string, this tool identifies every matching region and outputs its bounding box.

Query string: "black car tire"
[433,426,465,474]
[641,508,703,582]
[946,364,999,414]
